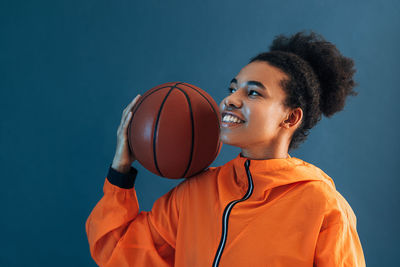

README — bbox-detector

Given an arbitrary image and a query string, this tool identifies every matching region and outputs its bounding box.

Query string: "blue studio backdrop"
[0,0,398,266]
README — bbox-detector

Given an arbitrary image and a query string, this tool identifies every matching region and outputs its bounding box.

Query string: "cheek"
[219,99,226,112]
[248,114,269,133]
[247,106,280,132]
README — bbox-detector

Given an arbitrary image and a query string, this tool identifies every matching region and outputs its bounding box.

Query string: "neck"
[240,144,289,160]
[240,134,291,160]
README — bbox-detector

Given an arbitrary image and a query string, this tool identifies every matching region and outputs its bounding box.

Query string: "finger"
[120,111,132,134]
[119,106,133,130]
[117,112,131,138]
[123,111,132,127]
[120,94,141,132]
[123,94,141,115]
[122,112,133,136]
[120,95,139,124]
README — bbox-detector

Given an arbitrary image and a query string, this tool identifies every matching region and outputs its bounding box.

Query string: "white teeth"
[222,115,243,123]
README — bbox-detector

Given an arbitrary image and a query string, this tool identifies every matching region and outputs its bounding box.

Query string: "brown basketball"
[128,82,222,179]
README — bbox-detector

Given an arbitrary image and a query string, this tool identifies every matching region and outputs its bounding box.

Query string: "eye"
[227,88,261,97]
[227,87,236,94]
[248,90,261,96]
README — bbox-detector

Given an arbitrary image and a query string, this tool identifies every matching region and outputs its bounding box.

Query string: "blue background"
[1,0,398,266]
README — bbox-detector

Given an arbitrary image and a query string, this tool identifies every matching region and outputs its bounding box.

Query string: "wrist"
[111,161,131,173]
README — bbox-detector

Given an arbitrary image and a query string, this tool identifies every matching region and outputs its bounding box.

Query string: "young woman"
[86,31,366,266]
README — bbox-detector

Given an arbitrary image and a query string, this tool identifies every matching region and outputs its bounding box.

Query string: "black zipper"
[212,159,254,267]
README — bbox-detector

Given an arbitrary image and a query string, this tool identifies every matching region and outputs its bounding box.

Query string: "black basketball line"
[131,85,178,116]
[127,84,176,163]
[153,82,184,177]
[178,82,220,119]
[178,83,222,162]
[174,87,195,178]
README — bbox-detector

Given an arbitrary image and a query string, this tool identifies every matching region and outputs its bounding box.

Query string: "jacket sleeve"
[314,204,366,266]
[85,165,184,267]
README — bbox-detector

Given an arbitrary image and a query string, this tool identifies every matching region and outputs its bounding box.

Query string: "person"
[85,31,366,266]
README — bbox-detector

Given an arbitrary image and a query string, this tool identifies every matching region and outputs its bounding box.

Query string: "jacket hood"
[218,152,336,200]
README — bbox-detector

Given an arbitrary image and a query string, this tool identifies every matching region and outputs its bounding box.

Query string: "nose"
[224,92,242,109]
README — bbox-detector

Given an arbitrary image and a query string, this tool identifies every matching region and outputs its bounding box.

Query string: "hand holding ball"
[128,82,222,179]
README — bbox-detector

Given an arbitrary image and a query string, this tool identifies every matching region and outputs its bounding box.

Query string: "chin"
[220,135,245,148]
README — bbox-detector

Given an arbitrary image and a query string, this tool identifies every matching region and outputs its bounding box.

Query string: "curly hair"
[249,30,358,151]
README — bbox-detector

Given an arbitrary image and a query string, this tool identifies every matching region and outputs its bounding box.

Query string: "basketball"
[128,82,222,179]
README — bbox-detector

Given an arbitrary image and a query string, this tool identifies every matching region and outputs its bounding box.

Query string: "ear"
[282,108,303,129]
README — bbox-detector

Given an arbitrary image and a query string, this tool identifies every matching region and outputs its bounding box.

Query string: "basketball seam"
[131,85,177,116]
[174,87,195,178]
[179,82,222,165]
[180,82,219,119]
[127,85,174,158]
[153,82,184,177]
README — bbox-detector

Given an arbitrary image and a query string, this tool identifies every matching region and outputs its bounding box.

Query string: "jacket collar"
[221,152,335,200]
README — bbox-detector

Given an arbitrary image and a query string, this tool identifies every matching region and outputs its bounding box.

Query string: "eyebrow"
[230,78,267,91]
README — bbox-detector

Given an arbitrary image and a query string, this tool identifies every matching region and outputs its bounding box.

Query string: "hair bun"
[269,31,358,117]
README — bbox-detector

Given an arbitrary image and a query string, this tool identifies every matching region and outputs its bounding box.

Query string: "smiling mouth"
[221,117,245,129]
[221,113,246,124]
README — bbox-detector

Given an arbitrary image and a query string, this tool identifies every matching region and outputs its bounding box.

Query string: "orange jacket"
[86,153,366,266]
